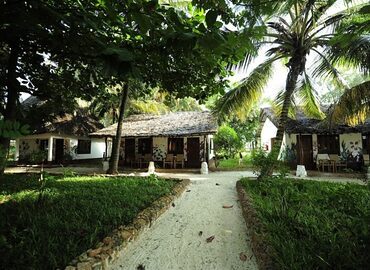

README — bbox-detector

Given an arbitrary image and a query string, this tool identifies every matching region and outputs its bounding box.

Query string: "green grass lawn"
[217,155,253,170]
[240,178,370,269]
[0,173,175,270]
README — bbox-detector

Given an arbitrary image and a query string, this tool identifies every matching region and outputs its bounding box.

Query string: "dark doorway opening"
[296,135,314,169]
[187,138,200,168]
[55,139,64,163]
[124,138,135,166]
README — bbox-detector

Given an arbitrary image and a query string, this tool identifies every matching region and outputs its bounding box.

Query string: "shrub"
[214,124,244,159]
[251,148,288,180]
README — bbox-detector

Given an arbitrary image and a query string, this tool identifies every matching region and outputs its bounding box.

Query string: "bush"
[214,124,243,159]
[251,148,288,179]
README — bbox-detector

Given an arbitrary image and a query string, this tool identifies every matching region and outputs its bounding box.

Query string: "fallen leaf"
[137,264,145,270]
[206,235,215,243]
[222,205,233,208]
[239,252,248,261]
[172,203,175,207]
[198,231,203,236]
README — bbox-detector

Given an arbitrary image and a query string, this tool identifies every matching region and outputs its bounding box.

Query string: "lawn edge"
[65,178,190,270]
[236,180,275,270]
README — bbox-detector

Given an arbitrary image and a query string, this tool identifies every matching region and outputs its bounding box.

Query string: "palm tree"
[216,0,369,177]
[90,85,121,126]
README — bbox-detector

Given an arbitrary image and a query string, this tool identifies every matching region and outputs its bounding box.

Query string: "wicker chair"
[174,154,184,169]
[163,154,174,168]
[329,154,347,172]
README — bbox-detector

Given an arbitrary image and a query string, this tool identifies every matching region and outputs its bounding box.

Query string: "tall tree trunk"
[259,56,302,180]
[107,83,129,174]
[0,43,19,174]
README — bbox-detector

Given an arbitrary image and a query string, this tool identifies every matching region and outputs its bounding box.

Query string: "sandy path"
[111,171,258,270]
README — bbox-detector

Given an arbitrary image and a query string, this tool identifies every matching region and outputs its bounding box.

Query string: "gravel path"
[111,171,258,270]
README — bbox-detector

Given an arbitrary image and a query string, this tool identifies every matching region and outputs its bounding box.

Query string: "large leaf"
[206,10,218,28]
[296,73,324,119]
[215,59,275,121]
[330,80,370,125]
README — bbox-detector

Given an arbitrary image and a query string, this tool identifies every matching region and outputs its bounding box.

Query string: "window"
[168,138,184,154]
[77,140,91,154]
[138,138,152,154]
[317,135,339,154]
[39,139,48,151]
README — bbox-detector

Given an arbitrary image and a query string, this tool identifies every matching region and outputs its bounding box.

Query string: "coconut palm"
[216,0,370,173]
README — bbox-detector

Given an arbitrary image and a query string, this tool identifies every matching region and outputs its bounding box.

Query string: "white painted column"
[15,139,19,161]
[47,136,53,162]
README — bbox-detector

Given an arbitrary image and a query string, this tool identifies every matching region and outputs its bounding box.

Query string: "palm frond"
[311,48,348,89]
[331,80,370,125]
[296,73,325,119]
[215,59,275,121]
[273,89,296,119]
[326,35,370,76]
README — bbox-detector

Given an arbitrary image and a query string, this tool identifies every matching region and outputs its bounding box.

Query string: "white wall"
[153,137,167,161]
[339,133,363,157]
[17,134,106,161]
[18,138,41,158]
[260,118,278,152]
[69,138,106,160]
[207,134,215,160]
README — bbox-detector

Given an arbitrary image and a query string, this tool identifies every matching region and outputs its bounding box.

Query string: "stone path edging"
[65,178,190,270]
[236,180,275,270]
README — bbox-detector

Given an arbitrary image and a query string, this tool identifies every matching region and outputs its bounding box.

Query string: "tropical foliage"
[214,124,244,159]
[215,0,370,173]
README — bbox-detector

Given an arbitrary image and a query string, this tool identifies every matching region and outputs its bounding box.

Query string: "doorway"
[124,138,135,166]
[296,135,314,169]
[187,138,200,168]
[55,139,64,163]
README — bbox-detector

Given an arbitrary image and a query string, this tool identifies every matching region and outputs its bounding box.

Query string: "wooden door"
[187,138,200,168]
[55,139,64,163]
[296,135,314,169]
[124,139,135,165]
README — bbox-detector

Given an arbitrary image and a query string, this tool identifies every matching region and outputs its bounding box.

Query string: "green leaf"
[214,21,223,29]
[359,5,370,15]
[132,13,151,33]
[20,124,30,135]
[101,47,134,62]
[206,10,218,28]
[13,121,20,130]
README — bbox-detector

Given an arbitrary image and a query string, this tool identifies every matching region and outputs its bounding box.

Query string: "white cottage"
[259,107,370,171]
[16,112,106,163]
[90,111,217,169]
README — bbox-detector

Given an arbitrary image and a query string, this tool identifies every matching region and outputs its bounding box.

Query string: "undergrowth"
[0,173,175,269]
[241,178,370,269]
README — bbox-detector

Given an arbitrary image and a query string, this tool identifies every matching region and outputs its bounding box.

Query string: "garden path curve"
[111,171,258,270]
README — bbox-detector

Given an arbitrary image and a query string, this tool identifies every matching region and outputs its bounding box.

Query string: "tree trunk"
[107,83,129,174]
[0,43,20,174]
[258,56,302,180]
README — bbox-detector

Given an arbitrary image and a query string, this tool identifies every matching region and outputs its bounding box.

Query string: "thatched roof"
[22,96,104,137]
[90,111,217,138]
[261,107,370,134]
[31,112,104,137]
